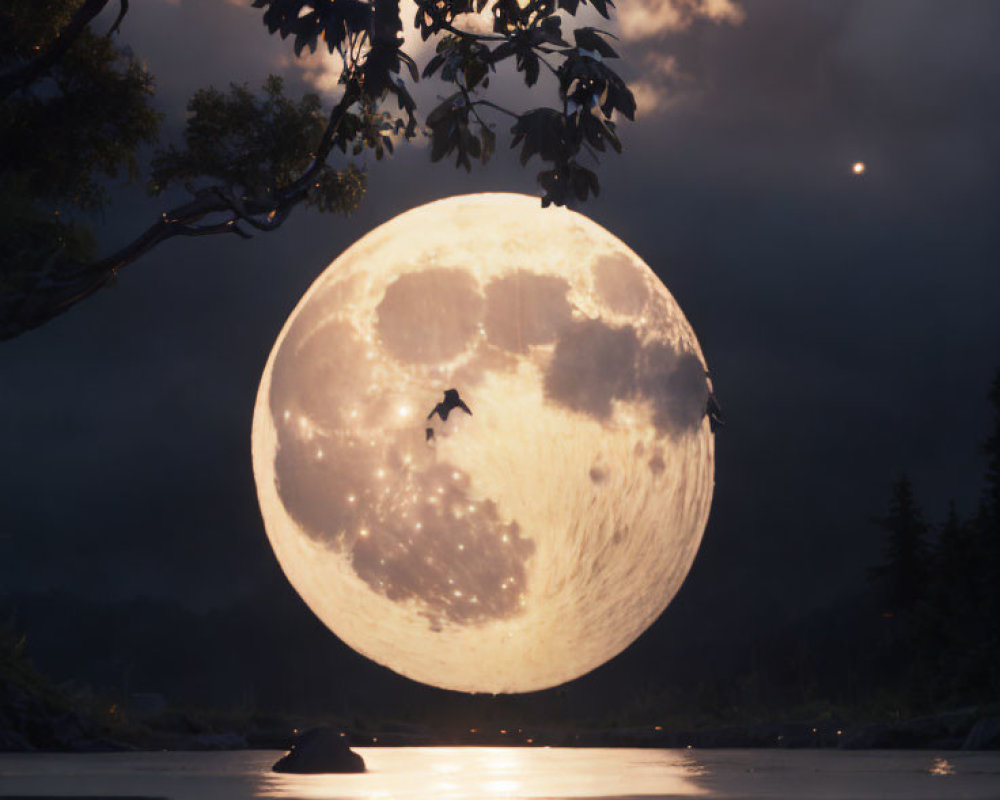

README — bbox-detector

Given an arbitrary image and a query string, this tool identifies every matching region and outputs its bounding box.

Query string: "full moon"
[251,193,714,694]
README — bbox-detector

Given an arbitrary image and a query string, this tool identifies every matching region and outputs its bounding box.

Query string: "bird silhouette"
[426,389,472,441]
[704,371,724,434]
[706,392,724,434]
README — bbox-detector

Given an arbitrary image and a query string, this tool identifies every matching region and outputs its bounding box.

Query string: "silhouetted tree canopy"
[0,0,635,339]
[0,0,158,333]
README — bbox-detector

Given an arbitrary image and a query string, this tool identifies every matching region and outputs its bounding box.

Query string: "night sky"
[3,0,999,652]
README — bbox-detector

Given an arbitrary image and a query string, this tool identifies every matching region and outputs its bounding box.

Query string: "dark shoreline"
[5,710,1000,754]
[5,616,1000,755]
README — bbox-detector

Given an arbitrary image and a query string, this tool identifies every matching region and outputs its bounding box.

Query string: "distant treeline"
[3,373,1000,731]
[644,368,1000,725]
[865,369,1000,708]
[636,369,1000,725]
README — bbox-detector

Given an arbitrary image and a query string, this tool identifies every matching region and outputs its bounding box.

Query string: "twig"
[106,0,130,37]
[472,98,519,118]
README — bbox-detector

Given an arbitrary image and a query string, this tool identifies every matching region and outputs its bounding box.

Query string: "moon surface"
[251,193,714,694]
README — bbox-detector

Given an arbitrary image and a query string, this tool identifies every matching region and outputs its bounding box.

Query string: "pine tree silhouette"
[977,371,1000,652]
[927,502,979,666]
[934,502,977,614]
[984,372,1000,529]
[871,475,930,618]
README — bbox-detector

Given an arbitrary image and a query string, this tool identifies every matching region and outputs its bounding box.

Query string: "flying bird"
[426,389,472,441]
[706,392,724,434]
[704,371,724,434]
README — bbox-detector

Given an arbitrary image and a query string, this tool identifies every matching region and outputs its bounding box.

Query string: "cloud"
[628,80,669,116]
[617,0,744,42]
[293,0,462,96]
[293,51,342,96]
[619,4,741,116]
[284,0,743,126]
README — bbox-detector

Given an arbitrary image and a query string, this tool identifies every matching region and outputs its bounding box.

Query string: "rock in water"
[272,727,366,773]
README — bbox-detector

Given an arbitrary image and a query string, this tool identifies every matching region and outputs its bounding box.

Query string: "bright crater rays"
[251,193,714,693]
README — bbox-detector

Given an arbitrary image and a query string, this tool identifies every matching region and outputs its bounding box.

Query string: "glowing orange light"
[852,161,866,175]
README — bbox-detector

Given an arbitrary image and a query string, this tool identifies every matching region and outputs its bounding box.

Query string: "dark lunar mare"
[264,264,703,630]
[267,300,534,628]
[545,318,708,437]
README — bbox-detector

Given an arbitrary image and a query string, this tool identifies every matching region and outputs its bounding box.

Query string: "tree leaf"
[573,27,619,59]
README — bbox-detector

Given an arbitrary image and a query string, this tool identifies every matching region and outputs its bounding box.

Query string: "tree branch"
[0,0,113,102]
[438,20,506,41]
[2,84,363,339]
[106,0,130,37]
[177,219,253,239]
[472,98,520,118]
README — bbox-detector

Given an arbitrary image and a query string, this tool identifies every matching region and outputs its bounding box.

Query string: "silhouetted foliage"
[0,4,157,210]
[1,0,635,339]
[0,0,158,321]
[150,76,367,216]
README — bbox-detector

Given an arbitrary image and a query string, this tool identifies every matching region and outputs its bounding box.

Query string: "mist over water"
[2,747,1000,799]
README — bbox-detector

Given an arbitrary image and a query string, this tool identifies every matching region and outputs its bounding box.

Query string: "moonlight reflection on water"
[258,747,706,799]
[2,748,1000,799]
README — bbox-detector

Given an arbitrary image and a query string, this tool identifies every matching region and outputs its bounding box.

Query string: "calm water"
[2,747,1000,799]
